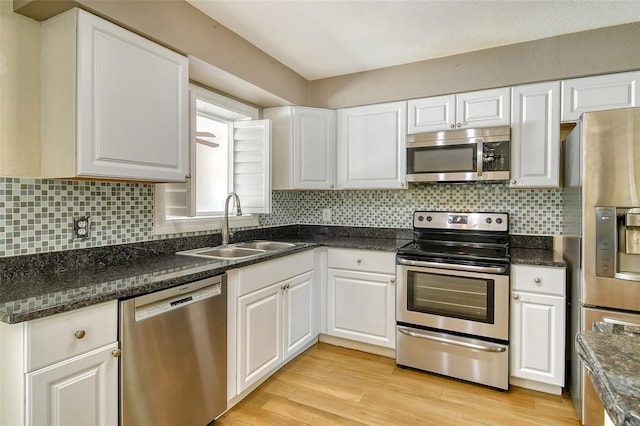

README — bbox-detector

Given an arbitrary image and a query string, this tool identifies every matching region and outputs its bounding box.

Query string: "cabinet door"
[407,95,456,133]
[237,283,282,393]
[27,343,119,426]
[510,292,565,386]
[456,88,511,129]
[337,102,407,189]
[283,271,316,359]
[294,107,336,189]
[327,269,396,348]
[561,71,640,122]
[76,10,189,181]
[510,82,561,188]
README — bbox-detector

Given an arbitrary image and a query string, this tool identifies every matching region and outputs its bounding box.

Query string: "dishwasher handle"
[133,274,224,321]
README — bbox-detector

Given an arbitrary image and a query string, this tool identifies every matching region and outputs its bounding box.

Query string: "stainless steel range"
[396,211,510,390]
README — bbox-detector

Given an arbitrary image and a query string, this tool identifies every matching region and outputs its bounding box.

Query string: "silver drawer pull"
[398,326,507,353]
[74,330,86,339]
[111,348,122,358]
[602,316,640,327]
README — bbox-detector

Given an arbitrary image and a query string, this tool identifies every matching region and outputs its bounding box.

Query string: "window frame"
[154,85,262,236]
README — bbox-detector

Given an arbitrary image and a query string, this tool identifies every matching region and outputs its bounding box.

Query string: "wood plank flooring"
[217,342,580,425]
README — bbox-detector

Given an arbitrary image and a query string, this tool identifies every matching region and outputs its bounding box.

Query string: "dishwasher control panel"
[134,282,221,321]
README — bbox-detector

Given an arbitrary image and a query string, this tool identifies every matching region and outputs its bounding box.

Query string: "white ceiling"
[187,0,640,81]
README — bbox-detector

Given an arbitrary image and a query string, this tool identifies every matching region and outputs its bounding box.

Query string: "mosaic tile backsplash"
[0,178,562,257]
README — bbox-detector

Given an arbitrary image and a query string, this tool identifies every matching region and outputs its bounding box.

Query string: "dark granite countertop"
[509,235,566,267]
[0,225,411,324]
[510,248,566,268]
[576,329,640,426]
[0,225,564,324]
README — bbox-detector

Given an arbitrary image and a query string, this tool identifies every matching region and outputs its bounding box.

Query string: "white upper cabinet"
[41,8,189,182]
[408,88,510,133]
[510,81,561,188]
[561,71,640,122]
[265,106,336,190]
[337,101,407,189]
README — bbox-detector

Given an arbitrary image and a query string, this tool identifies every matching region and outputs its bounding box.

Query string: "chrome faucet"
[222,192,242,245]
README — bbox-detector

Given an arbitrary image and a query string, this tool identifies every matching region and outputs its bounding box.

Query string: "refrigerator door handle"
[602,316,640,327]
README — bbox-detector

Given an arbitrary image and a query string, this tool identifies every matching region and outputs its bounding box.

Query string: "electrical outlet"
[322,208,332,222]
[73,216,91,240]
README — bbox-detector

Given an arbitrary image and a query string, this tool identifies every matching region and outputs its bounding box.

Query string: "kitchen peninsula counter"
[576,328,640,426]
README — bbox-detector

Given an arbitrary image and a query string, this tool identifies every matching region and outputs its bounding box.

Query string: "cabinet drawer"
[26,301,117,372]
[328,248,395,275]
[511,265,566,296]
[237,250,314,297]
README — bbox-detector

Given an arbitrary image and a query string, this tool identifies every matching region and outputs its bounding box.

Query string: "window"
[154,84,271,235]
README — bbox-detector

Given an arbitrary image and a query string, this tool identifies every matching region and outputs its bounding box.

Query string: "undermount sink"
[234,241,295,251]
[177,240,297,260]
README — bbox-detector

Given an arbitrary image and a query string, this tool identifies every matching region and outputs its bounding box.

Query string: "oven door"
[396,261,509,341]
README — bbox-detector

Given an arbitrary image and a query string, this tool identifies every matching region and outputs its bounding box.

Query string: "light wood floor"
[217,342,580,425]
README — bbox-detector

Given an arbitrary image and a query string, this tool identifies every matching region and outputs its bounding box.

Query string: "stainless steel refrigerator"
[563,107,640,426]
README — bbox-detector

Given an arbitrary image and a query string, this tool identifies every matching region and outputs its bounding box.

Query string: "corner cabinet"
[326,248,396,349]
[510,82,561,188]
[41,8,189,182]
[0,301,119,426]
[227,250,318,403]
[337,102,407,189]
[407,87,511,133]
[510,264,566,395]
[265,106,336,190]
[561,71,640,122]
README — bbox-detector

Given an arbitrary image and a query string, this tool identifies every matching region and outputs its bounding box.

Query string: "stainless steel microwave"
[406,126,510,183]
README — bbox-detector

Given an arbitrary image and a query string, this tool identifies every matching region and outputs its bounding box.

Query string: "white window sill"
[153,213,259,236]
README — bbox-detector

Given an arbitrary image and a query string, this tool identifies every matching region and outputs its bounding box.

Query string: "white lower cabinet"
[510,264,566,394]
[229,250,318,401]
[326,248,396,349]
[27,342,119,426]
[0,301,119,426]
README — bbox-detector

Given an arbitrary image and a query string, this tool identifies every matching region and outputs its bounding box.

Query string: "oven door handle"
[397,326,507,353]
[397,257,507,274]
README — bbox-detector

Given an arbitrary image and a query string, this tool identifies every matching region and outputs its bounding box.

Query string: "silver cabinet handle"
[534,278,541,284]
[513,294,520,300]
[357,259,362,264]
[111,348,122,358]
[390,279,396,285]
[450,123,455,129]
[510,179,517,185]
[398,326,507,352]
[457,123,462,128]
[74,330,86,339]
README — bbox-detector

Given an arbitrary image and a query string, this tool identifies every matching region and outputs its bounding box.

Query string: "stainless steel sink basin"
[194,247,265,259]
[234,241,295,251]
[177,240,297,260]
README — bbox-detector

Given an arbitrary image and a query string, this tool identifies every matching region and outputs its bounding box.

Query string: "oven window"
[407,145,476,174]
[407,271,495,323]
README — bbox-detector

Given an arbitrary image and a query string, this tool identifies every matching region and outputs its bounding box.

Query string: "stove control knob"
[417,215,424,222]
[485,218,493,224]
[496,218,503,225]
[426,216,432,222]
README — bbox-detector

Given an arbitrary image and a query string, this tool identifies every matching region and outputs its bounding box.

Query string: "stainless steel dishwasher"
[120,274,227,426]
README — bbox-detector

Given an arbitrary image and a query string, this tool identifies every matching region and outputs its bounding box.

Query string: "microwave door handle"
[476,138,484,177]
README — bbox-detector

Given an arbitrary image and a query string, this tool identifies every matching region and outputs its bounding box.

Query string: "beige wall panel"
[15,0,309,106]
[0,1,40,177]
[310,22,640,109]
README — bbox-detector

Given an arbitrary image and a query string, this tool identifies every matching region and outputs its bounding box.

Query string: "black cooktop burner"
[397,211,511,267]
